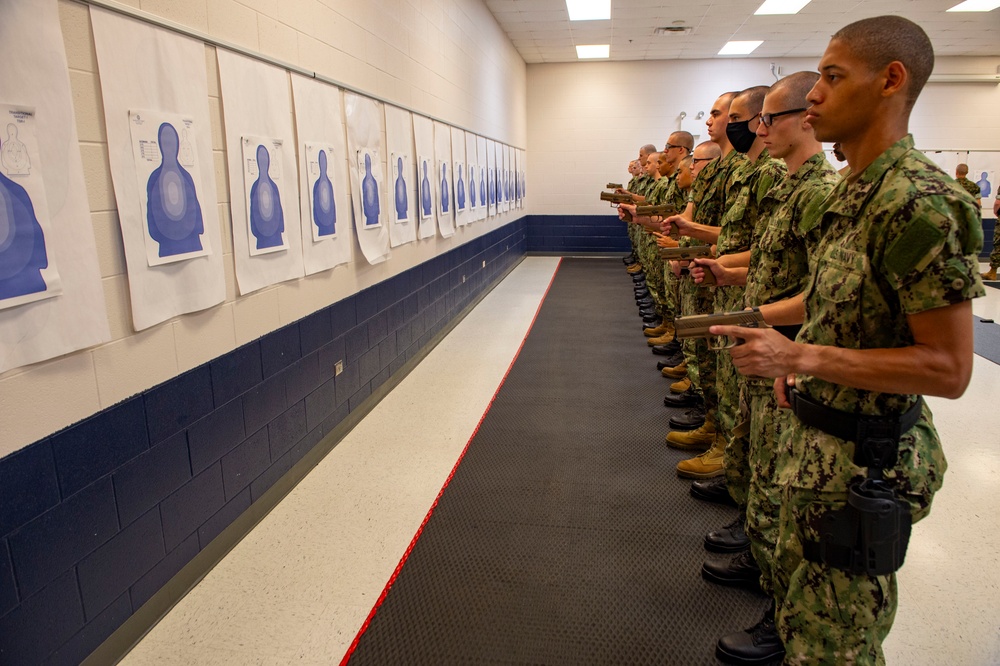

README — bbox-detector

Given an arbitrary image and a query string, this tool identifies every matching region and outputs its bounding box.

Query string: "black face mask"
[726,119,756,154]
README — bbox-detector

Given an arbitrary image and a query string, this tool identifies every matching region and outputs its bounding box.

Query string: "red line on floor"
[339,258,563,666]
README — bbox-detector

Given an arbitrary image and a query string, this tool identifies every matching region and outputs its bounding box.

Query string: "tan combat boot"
[646,323,676,346]
[644,321,671,337]
[666,417,715,451]
[670,377,692,392]
[676,433,726,479]
[660,361,687,379]
[627,263,644,274]
[983,267,998,281]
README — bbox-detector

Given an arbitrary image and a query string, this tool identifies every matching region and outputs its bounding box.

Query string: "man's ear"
[881,60,908,99]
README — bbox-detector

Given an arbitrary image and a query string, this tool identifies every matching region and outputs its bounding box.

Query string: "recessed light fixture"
[566,0,611,21]
[754,0,812,14]
[947,0,1000,10]
[718,40,763,55]
[576,44,610,59]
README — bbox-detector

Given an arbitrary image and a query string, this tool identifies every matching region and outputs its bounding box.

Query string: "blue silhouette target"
[361,152,380,227]
[249,143,285,251]
[480,168,486,208]
[0,162,48,301]
[420,159,432,218]
[469,165,477,209]
[440,162,449,214]
[977,172,991,199]
[394,156,408,221]
[146,123,204,258]
[312,149,336,237]
[456,163,465,211]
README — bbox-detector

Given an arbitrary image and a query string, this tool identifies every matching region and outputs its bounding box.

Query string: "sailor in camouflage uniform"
[715,17,984,664]
[642,133,695,343]
[989,192,1000,280]
[661,93,746,450]
[954,163,982,208]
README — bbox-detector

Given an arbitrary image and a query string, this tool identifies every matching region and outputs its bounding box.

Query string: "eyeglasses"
[758,108,807,127]
[692,157,714,163]
[664,143,687,151]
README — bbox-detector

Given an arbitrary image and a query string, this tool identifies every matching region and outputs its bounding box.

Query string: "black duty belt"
[788,388,923,446]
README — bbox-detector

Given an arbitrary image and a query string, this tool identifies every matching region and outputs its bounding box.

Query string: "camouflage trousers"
[637,233,666,314]
[774,407,946,664]
[991,219,1000,269]
[680,277,716,407]
[741,386,790,598]
[773,485,897,665]
[715,285,746,498]
[661,269,680,322]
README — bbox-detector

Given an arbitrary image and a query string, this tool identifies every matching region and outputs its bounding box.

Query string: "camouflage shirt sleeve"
[878,194,986,314]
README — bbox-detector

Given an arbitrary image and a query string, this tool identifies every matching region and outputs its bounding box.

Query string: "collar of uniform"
[765,152,827,203]
[823,134,915,219]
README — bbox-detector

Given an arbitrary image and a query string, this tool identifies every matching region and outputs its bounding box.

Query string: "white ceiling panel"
[485,0,1000,63]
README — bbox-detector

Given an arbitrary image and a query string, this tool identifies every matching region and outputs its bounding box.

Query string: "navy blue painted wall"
[526,214,629,253]
[0,219,527,665]
[983,217,996,260]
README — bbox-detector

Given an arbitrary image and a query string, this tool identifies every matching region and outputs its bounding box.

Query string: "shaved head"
[695,141,722,160]
[734,85,770,117]
[770,71,821,108]
[669,131,694,153]
[833,15,934,108]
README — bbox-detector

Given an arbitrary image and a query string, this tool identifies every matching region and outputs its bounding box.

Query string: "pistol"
[636,204,681,238]
[659,245,715,284]
[606,182,623,190]
[600,191,634,205]
[674,308,768,349]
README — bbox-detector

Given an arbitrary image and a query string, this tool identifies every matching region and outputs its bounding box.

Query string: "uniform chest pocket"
[814,244,868,308]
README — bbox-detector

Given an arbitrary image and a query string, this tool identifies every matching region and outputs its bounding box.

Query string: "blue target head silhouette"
[395,156,408,220]
[249,144,285,248]
[440,162,449,213]
[362,152,380,226]
[421,159,432,216]
[146,122,204,257]
[312,149,336,236]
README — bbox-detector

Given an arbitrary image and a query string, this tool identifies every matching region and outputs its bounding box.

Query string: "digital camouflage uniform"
[739,153,839,600]
[955,176,981,202]
[682,150,746,417]
[993,193,1000,270]
[659,175,688,322]
[774,136,984,664]
[640,174,673,316]
[714,150,785,507]
[633,175,656,264]
[625,174,650,256]
[680,156,723,389]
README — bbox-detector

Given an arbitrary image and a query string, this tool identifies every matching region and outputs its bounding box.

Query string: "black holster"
[791,390,921,576]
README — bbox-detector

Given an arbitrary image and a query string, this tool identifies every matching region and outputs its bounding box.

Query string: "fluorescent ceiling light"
[947,0,1000,10]
[566,0,611,21]
[576,44,610,59]
[718,40,763,55]
[754,0,812,14]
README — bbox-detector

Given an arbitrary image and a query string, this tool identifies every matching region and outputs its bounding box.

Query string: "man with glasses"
[712,17,982,663]
[642,132,695,346]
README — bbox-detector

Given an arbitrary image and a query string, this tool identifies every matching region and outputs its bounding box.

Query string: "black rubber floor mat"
[344,258,769,665]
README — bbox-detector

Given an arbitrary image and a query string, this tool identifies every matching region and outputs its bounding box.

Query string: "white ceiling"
[483,0,1000,62]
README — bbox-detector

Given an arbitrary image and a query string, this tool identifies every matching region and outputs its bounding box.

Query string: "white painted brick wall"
[0,0,527,457]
